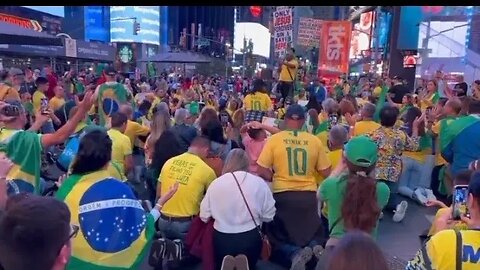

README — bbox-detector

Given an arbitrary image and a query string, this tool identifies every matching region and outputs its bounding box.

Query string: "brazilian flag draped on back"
[97,82,129,127]
[373,86,388,122]
[0,129,42,195]
[313,120,329,147]
[440,115,480,175]
[56,170,155,270]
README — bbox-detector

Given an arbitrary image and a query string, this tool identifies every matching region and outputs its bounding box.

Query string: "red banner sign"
[0,13,43,32]
[318,21,352,76]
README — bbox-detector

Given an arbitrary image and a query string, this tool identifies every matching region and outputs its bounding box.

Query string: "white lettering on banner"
[78,47,109,56]
[297,17,322,47]
[274,6,293,58]
[79,199,143,214]
[326,25,346,61]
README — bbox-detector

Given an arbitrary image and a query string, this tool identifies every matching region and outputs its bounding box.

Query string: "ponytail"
[341,164,380,233]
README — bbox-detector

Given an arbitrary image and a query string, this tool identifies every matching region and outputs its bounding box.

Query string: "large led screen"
[110,6,160,46]
[234,22,271,58]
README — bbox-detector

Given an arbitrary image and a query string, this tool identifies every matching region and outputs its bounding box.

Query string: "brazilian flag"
[313,120,329,147]
[0,130,42,195]
[56,170,155,270]
[440,115,480,156]
[373,86,388,122]
[97,83,129,127]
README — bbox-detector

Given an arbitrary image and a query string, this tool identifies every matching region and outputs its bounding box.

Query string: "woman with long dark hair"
[318,135,390,246]
[398,106,436,205]
[146,130,183,203]
[325,231,389,270]
[57,129,178,270]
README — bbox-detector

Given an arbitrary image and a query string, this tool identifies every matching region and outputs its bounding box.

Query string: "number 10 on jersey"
[286,147,307,176]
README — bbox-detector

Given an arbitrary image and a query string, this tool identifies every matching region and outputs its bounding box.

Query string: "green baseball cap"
[344,136,378,167]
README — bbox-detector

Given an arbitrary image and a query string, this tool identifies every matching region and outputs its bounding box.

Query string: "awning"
[137,51,212,63]
[0,21,63,46]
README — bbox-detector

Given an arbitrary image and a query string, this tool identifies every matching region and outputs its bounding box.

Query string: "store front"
[0,39,115,74]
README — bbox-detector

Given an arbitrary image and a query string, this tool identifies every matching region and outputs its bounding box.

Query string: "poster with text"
[297,17,322,48]
[318,20,352,76]
[273,6,293,59]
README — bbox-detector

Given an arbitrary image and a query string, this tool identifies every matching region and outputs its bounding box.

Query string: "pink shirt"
[242,134,266,175]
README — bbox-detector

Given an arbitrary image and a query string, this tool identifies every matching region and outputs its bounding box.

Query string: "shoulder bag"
[231,172,271,260]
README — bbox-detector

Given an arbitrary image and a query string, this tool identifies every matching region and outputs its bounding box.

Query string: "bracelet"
[155,203,163,210]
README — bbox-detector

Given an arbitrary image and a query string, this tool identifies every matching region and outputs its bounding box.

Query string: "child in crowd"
[240,121,280,176]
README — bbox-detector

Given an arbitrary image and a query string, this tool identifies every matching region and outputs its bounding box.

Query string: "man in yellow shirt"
[348,102,381,137]
[119,104,150,148]
[32,77,49,114]
[107,112,133,175]
[407,172,480,270]
[49,85,66,112]
[158,136,216,241]
[277,48,298,105]
[257,104,331,269]
[0,68,22,101]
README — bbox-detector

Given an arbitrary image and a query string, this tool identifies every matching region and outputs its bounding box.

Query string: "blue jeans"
[398,155,435,198]
[379,180,400,211]
[157,217,192,242]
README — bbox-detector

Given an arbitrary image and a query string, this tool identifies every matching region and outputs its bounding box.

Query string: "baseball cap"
[344,136,378,167]
[285,104,305,120]
[104,66,116,76]
[8,68,24,77]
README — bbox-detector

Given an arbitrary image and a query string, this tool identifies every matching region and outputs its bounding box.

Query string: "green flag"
[374,86,388,122]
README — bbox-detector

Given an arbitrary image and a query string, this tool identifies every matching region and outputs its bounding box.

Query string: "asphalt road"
[138,195,436,270]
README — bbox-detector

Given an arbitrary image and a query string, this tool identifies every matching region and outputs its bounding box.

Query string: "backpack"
[57,132,83,172]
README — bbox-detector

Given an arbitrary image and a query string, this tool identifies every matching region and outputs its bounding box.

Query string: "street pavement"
[139,197,437,270]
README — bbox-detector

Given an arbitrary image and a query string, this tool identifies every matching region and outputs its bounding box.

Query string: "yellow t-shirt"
[107,128,132,173]
[124,120,150,148]
[49,96,65,111]
[421,93,436,111]
[432,121,450,166]
[373,86,382,97]
[0,83,20,101]
[408,229,480,270]
[316,149,343,186]
[159,152,216,217]
[279,59,299,82]
[244,92,272,112]
[32,90,47,113]
[107,161,127,182]
[353,120,381,136]
[257,130,332,193]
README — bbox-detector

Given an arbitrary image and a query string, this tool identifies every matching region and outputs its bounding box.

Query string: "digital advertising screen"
[84,6,110,42]
[234,22,271,58]
[110,6,160,46]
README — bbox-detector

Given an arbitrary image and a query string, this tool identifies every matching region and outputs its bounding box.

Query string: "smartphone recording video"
[453,185,469,220]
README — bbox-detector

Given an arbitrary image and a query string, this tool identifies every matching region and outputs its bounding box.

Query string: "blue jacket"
[308,84,327,104]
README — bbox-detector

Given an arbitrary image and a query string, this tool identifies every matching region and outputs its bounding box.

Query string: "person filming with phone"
[277,48,298,104]
[407,171,480,270]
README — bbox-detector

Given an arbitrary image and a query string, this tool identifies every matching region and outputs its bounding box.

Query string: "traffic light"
[133,21,141,35]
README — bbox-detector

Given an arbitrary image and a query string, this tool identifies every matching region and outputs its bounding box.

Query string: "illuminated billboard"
[350,11,373,59]
[110,6,160,46]
[234,22,270,58]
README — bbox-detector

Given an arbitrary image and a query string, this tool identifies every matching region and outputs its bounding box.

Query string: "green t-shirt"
[319,173,390,239]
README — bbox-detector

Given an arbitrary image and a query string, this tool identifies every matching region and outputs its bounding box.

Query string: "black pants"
[213,228,262,270]
[278,81,294,102]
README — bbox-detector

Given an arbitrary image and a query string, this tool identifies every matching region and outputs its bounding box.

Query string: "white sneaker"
[393,201,408,223]
[424,189,437,202]
[414,188,428,205]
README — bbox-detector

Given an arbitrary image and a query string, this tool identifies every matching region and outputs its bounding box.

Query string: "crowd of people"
[1,47,480,270]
